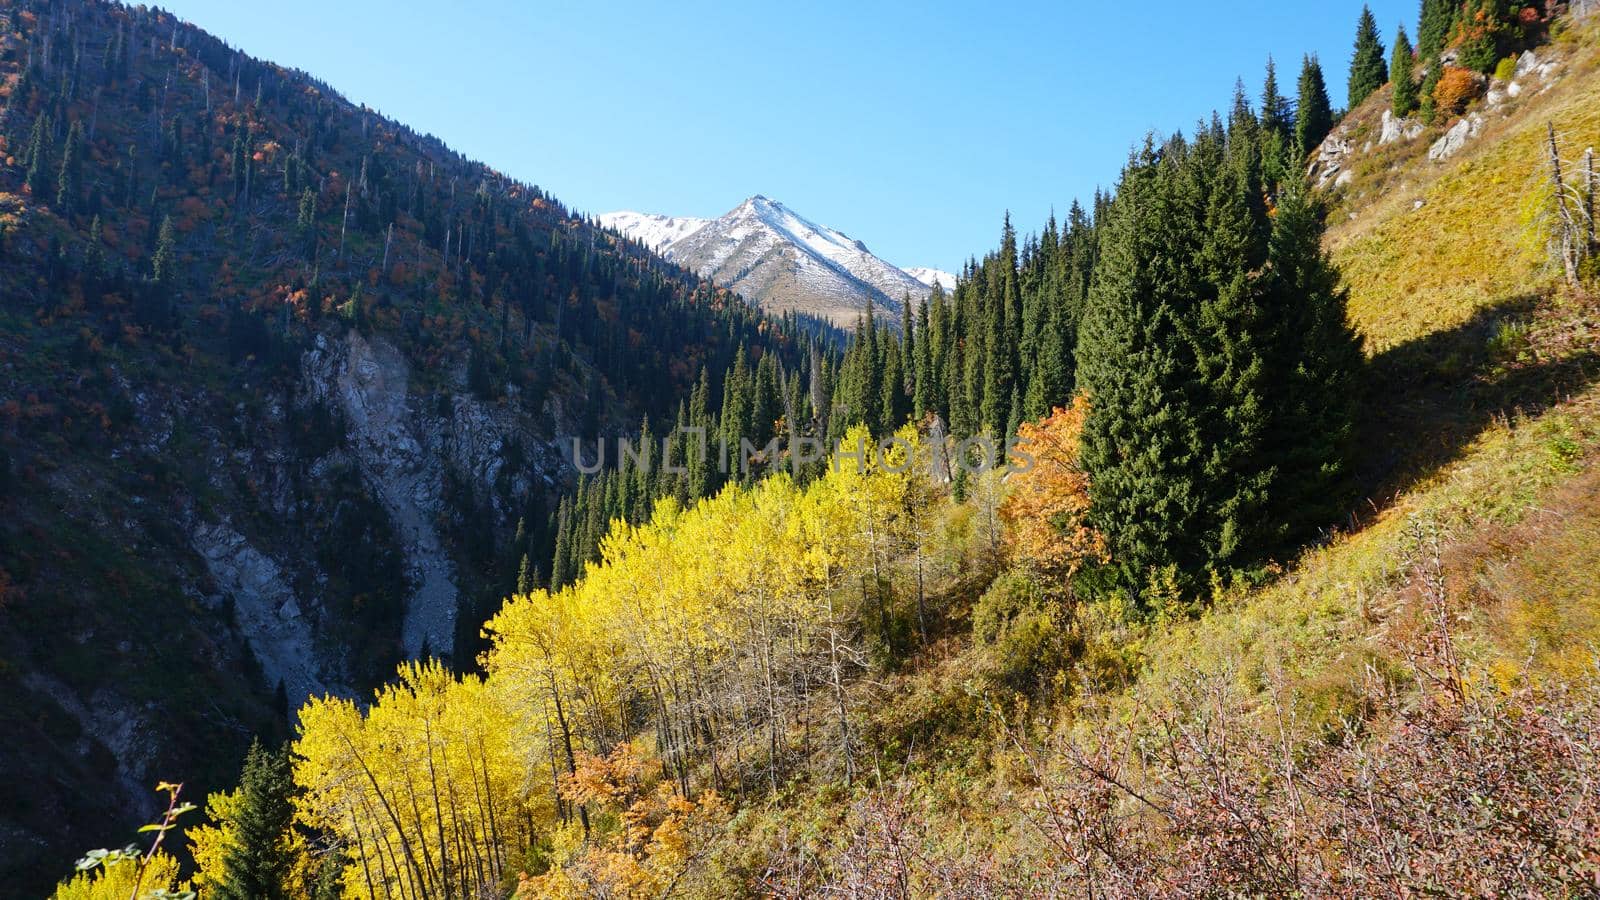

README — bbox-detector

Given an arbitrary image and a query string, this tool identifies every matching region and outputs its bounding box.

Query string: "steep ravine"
[1,326,579,887]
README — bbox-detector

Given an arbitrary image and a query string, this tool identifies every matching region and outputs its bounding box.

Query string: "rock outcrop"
[302,331,461,660]
[1379,110,1425,145]
[192,519,331,709]
[1309,128,1357,189]
[1428,113,1485,161]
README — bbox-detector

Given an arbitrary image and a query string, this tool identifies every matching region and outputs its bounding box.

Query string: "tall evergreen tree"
[1392,25,1419,118]
[686,367,716,498]
[980,216,1018,434]
[151,215,178,287]
[1260,56,1293,141]
[1295,55,1335,160]
[1258,184,1364,548]
[1022,301,1071,421]
[880,335,908,431]
[1348,6,1389,109]
[1076,141,1210,589]
[212,740,297,900]
[1417,0,1455,64]
[1192,116,1274,570]
[56,119,83,212]
[24,113,52,196]
[912,297,933,420]
[720,346,751,478]
[1077,120,1361,596]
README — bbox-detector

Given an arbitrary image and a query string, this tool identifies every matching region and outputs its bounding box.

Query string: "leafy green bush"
[972,568,1075,693]
[1493,55,1517,82]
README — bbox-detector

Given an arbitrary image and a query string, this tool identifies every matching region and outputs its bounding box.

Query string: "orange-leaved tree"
[1001,395,1107,579]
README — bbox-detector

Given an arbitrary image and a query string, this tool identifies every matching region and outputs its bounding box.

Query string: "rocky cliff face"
[302,332,463,660]
[0,325,576,886]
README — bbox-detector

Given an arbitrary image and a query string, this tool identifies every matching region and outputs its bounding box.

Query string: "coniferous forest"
[6,0,1600,897]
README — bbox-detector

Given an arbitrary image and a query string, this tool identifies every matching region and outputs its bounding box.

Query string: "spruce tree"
[944,331,970,438]
[752,354,779,450]
[980,218,1017,434]
[1419,57,1443,125]
[686,368,715,498]
[880,336,908,431]
[1076,141,1210,589]
[85,215,105,281]
[1192,116,1274,571]
[213,740,297,900]
[1077,120,1361,595]
[1260,56,1293,141]
[1417,0,1455,64]
[1348,6,1389,109]
[921,285,940,416]
[550,497,573,587]
[517,553,536,594]
[151,215,178,287]
[720,347,751,477]
[1295,55,1335,160]
[912,297,932,420]
[1392,26,1419,118]
[1258,184,1364,549]
[1022,302,1070,421]
[56,119,83,212]
[24,113,52,196]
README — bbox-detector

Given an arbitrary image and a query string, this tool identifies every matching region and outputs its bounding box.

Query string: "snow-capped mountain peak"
[596,210,710,252]
[601,196,954,326]
[903,266,958,292]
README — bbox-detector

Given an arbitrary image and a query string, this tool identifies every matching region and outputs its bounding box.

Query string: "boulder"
[1308,127,1356,189]
[1514,50,1539,79]
[1379,109,1425,145]
[1428,114,1483,162]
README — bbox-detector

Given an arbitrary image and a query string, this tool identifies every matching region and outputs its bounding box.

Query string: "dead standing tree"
[1543,123,1596,290]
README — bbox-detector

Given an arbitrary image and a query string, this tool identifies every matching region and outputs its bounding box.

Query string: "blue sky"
[158,1,1416,272]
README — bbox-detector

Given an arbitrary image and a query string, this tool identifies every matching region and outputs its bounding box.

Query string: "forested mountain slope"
[0,0,819,886]
[27,1,1600,898]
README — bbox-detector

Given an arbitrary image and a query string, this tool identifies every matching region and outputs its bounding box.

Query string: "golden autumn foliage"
[293,661,542,899]
[1000,395,1107,578]
[47,852,184,900]
[292,426,937,897]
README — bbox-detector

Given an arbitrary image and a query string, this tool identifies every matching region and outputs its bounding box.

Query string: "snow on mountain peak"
[904,267,958,292]
[601,197,953,326]
[597,211,710,252]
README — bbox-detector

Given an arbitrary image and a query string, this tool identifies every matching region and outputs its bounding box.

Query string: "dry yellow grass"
[1327,21,1600,352]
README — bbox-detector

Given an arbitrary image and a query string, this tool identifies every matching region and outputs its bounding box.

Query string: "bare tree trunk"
[1584,147,1597,260]
[339,180,352,263]
[548,677,590,838]
[1548,123,1581,288]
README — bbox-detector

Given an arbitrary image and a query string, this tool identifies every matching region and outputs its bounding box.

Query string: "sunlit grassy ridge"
[1328,19,1600,351]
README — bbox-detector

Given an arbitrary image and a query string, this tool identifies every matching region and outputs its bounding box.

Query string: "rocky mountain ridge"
[602,196,956,326]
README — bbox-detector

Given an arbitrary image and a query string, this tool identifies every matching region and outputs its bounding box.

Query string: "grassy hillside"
[719,16,1600,895]
[1328,20,1600,349]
